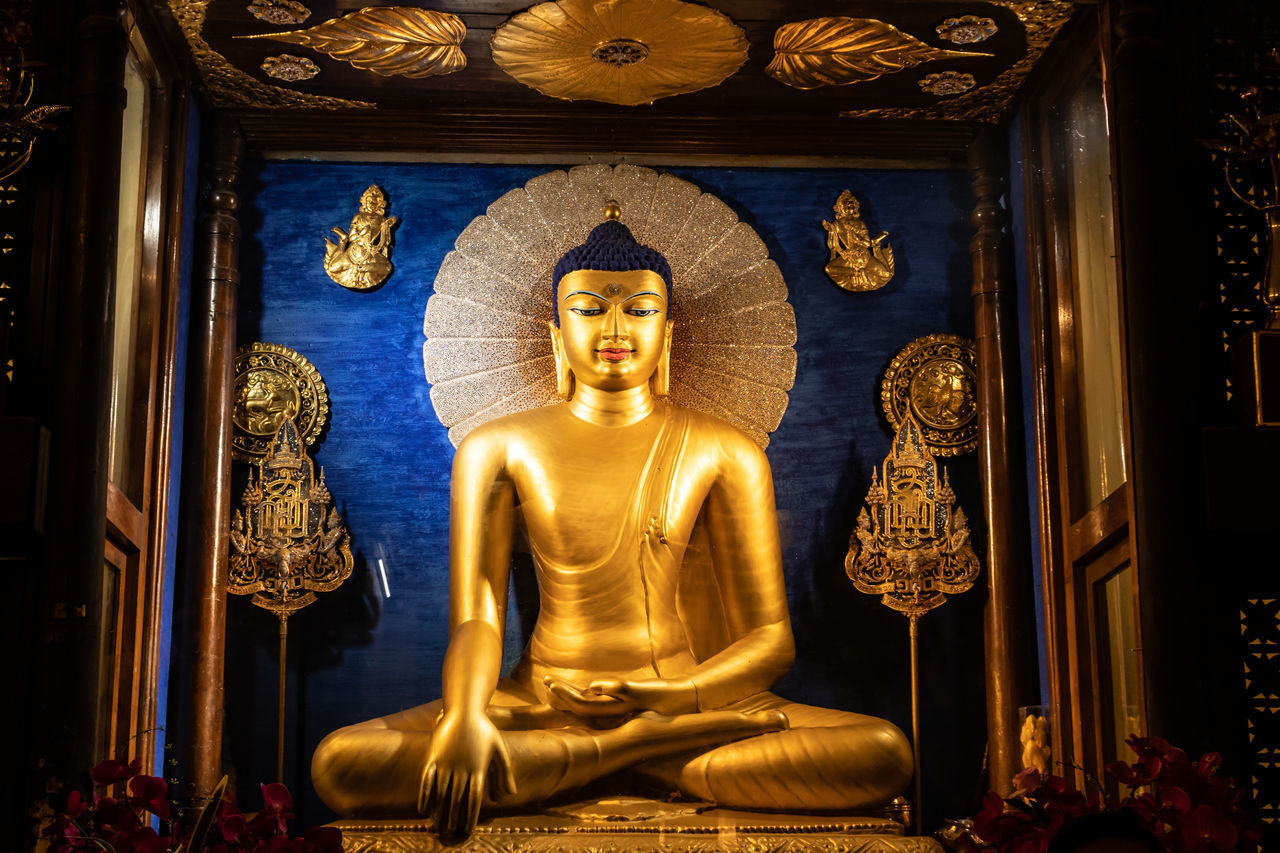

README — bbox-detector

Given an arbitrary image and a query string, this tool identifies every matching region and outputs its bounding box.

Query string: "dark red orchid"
[42,756,344,853]
[960,736,1259,853]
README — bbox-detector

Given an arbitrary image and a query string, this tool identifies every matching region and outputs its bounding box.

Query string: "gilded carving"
[261,53,319,81]
[880,334,978,457]
[324,185,398,290]
[248,0,310,26]
[841,0,1073,124]
[165,0,372,109]
[242,7,466,79]
[935,16,998,45]
[229,418,353,615]
[823,190,894,292]
[422,164,797,448]
[232,342,330,463]
[490,0,748,106]
[917,71,976,97]
[767,17,988,90]
[334,815,943,853]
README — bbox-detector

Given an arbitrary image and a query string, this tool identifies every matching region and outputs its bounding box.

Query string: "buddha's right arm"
[442,428,516,715]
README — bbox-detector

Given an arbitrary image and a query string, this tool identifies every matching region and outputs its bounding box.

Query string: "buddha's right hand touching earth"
[421,709,517,839]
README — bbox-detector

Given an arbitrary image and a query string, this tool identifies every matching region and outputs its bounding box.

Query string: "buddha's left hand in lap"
[545,675,699,719]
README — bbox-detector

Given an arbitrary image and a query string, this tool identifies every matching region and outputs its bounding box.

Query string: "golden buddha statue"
[823,190,895,292]
[311,206,913,839]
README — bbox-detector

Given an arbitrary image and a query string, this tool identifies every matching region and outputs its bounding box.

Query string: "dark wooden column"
[34,0,126,787]
[969,126,1039,793]
[176,115,243,798]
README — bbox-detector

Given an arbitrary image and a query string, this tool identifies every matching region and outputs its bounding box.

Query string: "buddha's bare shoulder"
[452,403,573,457]
[671,403,772,473]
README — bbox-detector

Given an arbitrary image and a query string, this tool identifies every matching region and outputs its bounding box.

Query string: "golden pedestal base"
[336,800,943,852]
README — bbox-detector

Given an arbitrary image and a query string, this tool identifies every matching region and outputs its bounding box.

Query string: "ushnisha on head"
[549,202,674,400]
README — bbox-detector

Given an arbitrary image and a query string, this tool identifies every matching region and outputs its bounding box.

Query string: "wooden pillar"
[176,115,243,798]
[35,0,126,785]
[969,126,1039,793]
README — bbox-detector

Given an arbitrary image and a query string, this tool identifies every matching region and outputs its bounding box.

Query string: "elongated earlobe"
[652,320,674,397]
[549,321,573,400]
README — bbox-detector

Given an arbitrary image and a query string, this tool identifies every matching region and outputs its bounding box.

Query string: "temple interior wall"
[227,160,991,825]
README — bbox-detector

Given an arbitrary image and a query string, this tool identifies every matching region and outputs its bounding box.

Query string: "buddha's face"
[555,268,669,392]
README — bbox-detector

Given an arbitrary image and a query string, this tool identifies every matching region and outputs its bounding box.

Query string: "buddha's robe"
[313,403,911,815]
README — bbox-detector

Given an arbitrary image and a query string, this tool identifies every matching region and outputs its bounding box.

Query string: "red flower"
[91,757,143,786]
[128,774,171,820]
[302,826,344,853]
[1182,803,1239,852]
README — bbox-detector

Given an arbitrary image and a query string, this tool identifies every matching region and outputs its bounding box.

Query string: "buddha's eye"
[569,306,604,317]
[625,308,661,317]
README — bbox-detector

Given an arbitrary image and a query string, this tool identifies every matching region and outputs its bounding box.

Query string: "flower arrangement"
[959,736,1261,853]
[41,757,343,853]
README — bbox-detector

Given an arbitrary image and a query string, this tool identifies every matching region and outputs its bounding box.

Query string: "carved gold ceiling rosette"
[490,0,749,106]
[767,17,989,90]
[422,164,797,448]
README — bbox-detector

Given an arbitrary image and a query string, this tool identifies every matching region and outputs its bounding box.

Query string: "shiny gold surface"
[0,40,67,182]
[325,185,399,290]
[880,334,977,457]
[844,415,980,831]
[242,7,466,79]
[422,164,796,448]
[841,1,1073,123]
[1019,713,1050,776]
[334,810,942,852]
[230,415,353,779]
[845,416,980,620]
[228,417,353,614]
[767,17,988,91]
[232,342,330,463]
[490,0,748,106]
[823,190,894,292]
[314,213,911,839]
[166,0,372,108]
[248,0,311,26]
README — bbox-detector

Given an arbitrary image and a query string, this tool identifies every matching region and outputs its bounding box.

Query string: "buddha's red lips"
[598,348,632,362]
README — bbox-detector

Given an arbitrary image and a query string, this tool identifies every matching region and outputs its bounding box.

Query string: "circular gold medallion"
[232,342,330,463]
[880,333,977,456]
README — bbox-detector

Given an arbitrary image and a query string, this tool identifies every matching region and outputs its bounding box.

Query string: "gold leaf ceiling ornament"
[240,7,466,79]
[422,164,797,448]
[766,17,990,90]
[841,0,1074,124]
[490,0,749,107]
[166,0,372,109]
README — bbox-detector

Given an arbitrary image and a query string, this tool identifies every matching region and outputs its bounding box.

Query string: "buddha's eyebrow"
[565,290,609,301]
[622,291,666,302]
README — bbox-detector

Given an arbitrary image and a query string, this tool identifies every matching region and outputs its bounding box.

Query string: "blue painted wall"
[229,161,990,827]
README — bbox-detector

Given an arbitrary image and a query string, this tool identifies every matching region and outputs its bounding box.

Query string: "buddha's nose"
[605,304,626,339]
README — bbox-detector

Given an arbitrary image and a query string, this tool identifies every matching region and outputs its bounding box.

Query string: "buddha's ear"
[652,319,674,397]
[548,320,573,400]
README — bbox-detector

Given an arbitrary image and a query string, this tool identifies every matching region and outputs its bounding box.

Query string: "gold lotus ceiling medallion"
[767,17,989,90]
[490,0,748,106]
[241,6,466,79]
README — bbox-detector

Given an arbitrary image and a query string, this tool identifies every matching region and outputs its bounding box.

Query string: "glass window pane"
[1063,70,1128,509]
[1100,565,1141,762]
[107,52,148,489]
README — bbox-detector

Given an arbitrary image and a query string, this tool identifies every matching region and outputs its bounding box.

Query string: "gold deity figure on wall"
[311,206,913,839]
[823,189,895,292]
[323,185,398,290]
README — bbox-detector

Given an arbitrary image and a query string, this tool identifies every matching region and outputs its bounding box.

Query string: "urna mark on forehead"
[551,203,673,321]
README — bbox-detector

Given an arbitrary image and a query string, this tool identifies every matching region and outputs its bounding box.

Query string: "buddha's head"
[549,204,674,398]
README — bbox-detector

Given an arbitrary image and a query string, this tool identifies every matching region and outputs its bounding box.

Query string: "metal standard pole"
[277,614,288,782]
[909,614,923,835]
